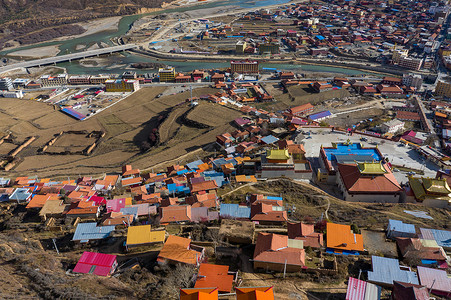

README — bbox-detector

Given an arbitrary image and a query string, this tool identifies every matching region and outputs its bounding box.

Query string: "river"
[0,0,369,76]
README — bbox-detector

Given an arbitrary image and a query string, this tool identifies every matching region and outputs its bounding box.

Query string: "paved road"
[0,45,137,74]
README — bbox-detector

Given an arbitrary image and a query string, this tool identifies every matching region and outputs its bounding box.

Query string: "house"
[159,205,192,224]
[387,220,416,239]
[219,203,251,219]
[287,222,323,248]
[336,162,402,203]
[9,188,32,202]
[126,225,165,247]
[72,222,116,243]
[236,287,274,300]
[191,207,219,223]
[391,281,430,300]
[311,81,333,93]
[419,228,451,251]
[65,205,100,219]
[308,110,333,122]
[376,84,403,96]
[346,277,381,300]
[157,235,204,266]
[396,237,447,267]
[190,180,218,193]
[253,233,305,272]
[73,252,117,277]
[26,193,59,209]
[39,200,68,221]
[380,119,405,134]
[106,198,126,213]
[250,202,287,225]
[367,256,419,287]
[326,222,364,254]
[417,266,451,297]
[180,288,218,300]
[194,263,234,293]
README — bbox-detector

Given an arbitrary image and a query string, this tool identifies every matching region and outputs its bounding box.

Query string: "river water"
[0,0,369,76]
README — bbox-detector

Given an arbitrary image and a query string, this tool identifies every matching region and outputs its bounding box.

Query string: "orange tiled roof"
[26,194,59,209]
[326,222,364,252]
[194,263,233,292]
[236,286,274,300]
[158,235,199,265]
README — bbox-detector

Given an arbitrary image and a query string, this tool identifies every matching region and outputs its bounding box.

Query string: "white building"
[1,90,24,98]
[402,73,423,90]
[0,77,13,91]
[380,119,405,134]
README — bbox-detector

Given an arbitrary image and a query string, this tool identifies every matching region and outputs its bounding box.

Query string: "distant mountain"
[0,0,166,49]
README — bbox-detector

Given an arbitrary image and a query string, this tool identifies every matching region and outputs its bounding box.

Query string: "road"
[0,45,137,74]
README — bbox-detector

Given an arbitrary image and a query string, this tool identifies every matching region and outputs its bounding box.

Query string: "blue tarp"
[315,35,325,40]
[326,248,360,255]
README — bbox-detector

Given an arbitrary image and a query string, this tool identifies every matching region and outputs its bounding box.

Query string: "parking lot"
[296,128,439,184]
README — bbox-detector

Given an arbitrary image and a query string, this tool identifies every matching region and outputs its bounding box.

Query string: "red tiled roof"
[194,263,234,292]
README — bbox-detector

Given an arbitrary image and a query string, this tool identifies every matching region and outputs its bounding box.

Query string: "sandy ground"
[6,45,61,58]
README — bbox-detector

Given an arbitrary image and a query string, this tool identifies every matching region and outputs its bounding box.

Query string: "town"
[0,0,451,299]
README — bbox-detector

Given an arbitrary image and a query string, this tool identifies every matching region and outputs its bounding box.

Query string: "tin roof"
[194,263,234,292]
[72,222,116,242]
[367,256,419,286]
[73,252,116,276]
[126,225,165,246]
[417,266,451,294]
[220,203,251,219]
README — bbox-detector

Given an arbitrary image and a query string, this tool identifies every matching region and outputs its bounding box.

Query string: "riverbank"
[5,45,62,59]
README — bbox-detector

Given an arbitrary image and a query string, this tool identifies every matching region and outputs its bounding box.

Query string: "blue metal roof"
[72,222,116,242]
[261,135,279,144]
[120,207,139,219]
[220,204,250,219]
[9,188,32,202]
[266,196,283,201]
[387,219,416,234]
[430,229,451,248]
[368,256,419,286]
[309,110,332,121]
[186,159,203,170]
[315,35,325,40]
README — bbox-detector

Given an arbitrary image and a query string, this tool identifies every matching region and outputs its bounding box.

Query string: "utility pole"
[283,259,287,278]
[52,238,60,255]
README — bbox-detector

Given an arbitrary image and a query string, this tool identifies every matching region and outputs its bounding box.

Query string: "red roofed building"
[158,235,204,266]
[250,202,287,225]
[159,205,192,224]
[190,180,218,193]
[253,233,305,272]
[288,103,314,116]
[180,288,218,300]
[194,263,234,293]
[336,162,402,203]
[287,222,324,248]
[73,252,117,276]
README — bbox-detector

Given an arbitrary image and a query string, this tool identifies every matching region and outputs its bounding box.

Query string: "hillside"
[0,0,167,49]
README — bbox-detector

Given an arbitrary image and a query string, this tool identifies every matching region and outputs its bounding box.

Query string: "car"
[393,168,399,172]
[407,171,416,175]
[306,136,312,139]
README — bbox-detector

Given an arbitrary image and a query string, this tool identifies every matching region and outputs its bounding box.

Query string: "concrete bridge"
[0,44,138,74]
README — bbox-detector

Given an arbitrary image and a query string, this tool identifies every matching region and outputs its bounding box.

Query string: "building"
[236,41,247,54]
[382,77,402,86]
[435,79,451,97]
[180,288,218,300]
[219,203,251,219]
[68,75,92,85]
[391,281,430,300]
[380,119,405,134]
[402,73,423,90]
[72,222,116,243]
[1,90,23,98]
[90,75,110,84]
[40,74,68,87]
[105,79,140,92]
[194,263,234,293]
[122,71,137,80]
[250,202,287,225]
[157,235,204,266]
[346,277,381,300]
[73,252,117,276]
[12,78,30,89]
[287,222,323,248]
[259,149,312,180]
[336,162,402,203]
[236,287,274,300]
[417,266,451,297]
[407,176,451,208]
[308,110,333,122]
[288,103,314,116]
[326,222,364,254]
[398,56,423,71]
[386,220,416,239]
[231,60,259,74]
[311,82,333,92]
[318,142,384,183]
[159,205,192,224]
[159,66,176,82]
[368,256,419,287]
[259,42,279,54]
[253,233,305,272]
[125,225,165,247]
[0,77,13,91]
[376,84,403,96]
[392,49,409,64]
